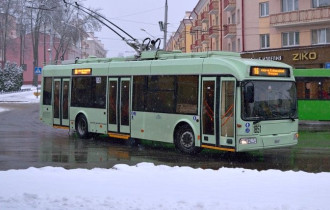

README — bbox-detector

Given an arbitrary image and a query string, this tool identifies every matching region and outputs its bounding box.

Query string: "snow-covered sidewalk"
[0,85,40,103]
[0,163,329,210]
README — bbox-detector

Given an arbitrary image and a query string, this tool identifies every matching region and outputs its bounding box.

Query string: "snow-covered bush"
[0,62,23,92]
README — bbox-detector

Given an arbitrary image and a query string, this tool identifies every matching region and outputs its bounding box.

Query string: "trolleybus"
[40,50,298,154]
[294,68,330,121]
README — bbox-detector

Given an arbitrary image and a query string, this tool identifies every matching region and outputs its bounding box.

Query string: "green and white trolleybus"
[40,51,298,154]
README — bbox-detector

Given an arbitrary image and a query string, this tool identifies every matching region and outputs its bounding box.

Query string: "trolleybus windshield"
[242,81,297,121]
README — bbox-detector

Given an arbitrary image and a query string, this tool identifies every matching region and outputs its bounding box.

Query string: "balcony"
[190,28,195,35]
[270,7,330,27]
[201,12,209,23]
[224,0,236,12]
[209,1,219,15]
[223,24,236,38]
[193,19,202,30]
[179,33,185,41]
[209,25,220,38]
[201,34,210,44]
[195,39,201,48]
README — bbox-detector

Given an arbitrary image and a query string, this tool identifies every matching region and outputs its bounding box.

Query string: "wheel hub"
[181,131,193,148]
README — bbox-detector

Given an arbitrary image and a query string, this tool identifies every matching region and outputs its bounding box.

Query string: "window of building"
[260,34,270,49]
[231,13,236,24]
[232,40,236,52]
[282,0,298,12]
[237,9,241,24]
[260,2,269,17]
[282,32,299,47]
[312,0,330,7]
[312,28,330,44]
[296,77,330,100]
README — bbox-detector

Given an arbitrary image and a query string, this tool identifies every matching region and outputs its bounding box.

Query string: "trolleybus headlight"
[239,138,257,145]
[294,133,299,141]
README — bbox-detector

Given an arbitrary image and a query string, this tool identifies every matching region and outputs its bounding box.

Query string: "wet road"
[0,103,329,172]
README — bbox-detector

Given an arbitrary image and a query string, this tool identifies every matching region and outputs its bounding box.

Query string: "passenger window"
[42,77,52,105]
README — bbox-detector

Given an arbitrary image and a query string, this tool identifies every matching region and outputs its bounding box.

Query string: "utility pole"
[163,0,168,50]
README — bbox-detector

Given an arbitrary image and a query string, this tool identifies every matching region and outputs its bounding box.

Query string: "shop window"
[296,77,330,100]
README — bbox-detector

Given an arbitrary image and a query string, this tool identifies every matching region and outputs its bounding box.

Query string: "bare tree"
[50,0,101,62]
[25,0,100,84]
[0,0,18,64]
[1,0,101,85]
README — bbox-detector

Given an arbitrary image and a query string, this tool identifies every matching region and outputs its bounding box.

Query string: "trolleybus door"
[108,78,118,132]
[201,77,217,145]
[119,78,131,133]
[53,78,70,127]
[219,78,236,147]
[108,78,131,134]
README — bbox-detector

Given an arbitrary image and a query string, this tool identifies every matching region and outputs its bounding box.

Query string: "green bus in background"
[294,68,330,121]
[40,51,298,154]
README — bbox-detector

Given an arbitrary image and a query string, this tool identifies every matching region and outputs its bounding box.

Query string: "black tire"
[76,114,90,139]
[174,124,202,155]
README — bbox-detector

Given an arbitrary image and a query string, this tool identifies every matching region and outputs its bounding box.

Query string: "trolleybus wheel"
[175,124,202,154]
[76,114,90,139]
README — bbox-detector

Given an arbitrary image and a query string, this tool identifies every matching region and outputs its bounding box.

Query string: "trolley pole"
[163,0,168,50]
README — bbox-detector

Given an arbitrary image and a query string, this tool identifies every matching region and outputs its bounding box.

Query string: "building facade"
[82,32,107,59]
[166,12,193,52]
[167,0,330,68]
[2,30,106,84]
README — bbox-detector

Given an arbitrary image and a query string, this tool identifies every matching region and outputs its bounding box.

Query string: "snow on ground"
[0,85,40,112]
[0,163,329,210]
[1,86,330,209]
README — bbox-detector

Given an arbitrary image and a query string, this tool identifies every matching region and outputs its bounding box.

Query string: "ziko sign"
[292,51,317,61]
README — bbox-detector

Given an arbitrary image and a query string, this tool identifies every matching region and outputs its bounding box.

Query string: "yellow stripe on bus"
[201,145,235,152]
[53,125,70,130]
[108,132,130,140]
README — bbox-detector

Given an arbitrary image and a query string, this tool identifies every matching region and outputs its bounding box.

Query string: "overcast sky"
[82,0,198,57]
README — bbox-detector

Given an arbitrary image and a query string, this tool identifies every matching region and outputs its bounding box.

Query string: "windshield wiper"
[289,107,297,121]
[253,116,266,124]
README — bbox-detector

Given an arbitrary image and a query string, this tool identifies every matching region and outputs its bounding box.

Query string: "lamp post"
[163,0,168,50]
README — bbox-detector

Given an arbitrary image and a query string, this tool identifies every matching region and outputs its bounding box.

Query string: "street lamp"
[140,28,156,39]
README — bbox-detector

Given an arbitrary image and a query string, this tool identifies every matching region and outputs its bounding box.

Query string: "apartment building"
[166,12,193,52]
[82,32,107,59]
[167,0,330,68]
